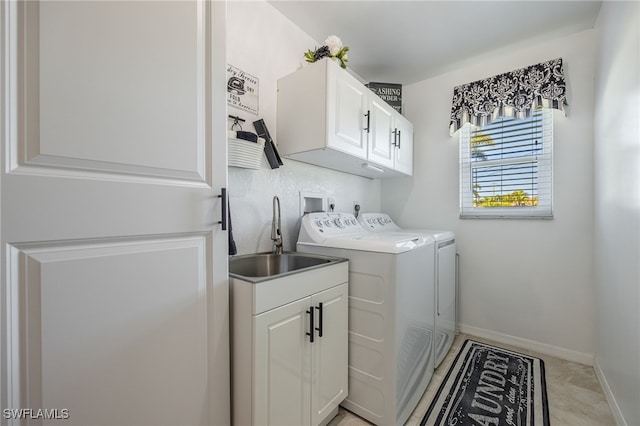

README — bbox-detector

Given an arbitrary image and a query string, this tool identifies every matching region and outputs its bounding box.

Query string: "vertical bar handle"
[364,110,371,133]
[436,283,440,316]
[306,307,315,343]
[218,188,227,231]
[397,130,401,149]
[392,129,398,147]
[315,302,323,337]
[455,252,460,333]
[436,264,440,317]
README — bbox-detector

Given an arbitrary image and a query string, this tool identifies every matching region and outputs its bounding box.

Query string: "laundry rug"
[421,339,549,426]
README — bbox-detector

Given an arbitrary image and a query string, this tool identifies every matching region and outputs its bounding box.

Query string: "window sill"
[460,213,553,220]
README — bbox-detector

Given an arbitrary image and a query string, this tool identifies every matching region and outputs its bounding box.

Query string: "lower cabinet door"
[254,297,312,426]
[311,283,349,425]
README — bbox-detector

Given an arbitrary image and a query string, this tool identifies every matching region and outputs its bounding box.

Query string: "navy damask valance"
[449,58,568,135]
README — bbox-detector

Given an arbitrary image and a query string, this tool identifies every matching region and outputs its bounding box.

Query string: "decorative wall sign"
[227,64,259,115]
[367,82,402,114]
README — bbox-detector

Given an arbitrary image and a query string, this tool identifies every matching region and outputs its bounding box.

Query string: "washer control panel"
[358,213,400,232]
[303,212,365,237]
[298,212,430,253]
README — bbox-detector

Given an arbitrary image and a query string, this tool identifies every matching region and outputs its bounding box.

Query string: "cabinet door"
[329,69,368,158]
[311,283,349,425]
[368,97,395,168]
[394,113,414,175]
[254,298,312,426]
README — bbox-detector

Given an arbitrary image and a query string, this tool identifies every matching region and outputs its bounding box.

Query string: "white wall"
[226,4,640,421]
[226,1,380,255]
[382,30,597,363]
[593,2,640,425]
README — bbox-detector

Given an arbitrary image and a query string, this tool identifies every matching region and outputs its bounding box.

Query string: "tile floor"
[328,333,616,426]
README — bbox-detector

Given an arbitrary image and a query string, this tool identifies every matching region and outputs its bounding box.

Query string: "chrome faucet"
[271,195,283,254]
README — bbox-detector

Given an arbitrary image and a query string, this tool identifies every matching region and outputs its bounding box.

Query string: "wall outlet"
[328,197,335,212]
[353,201,361,217]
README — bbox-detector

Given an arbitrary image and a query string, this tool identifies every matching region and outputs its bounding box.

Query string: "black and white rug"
[421,339,550,426]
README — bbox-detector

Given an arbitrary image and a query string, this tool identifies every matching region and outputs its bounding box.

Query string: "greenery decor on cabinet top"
[304,35,349,69]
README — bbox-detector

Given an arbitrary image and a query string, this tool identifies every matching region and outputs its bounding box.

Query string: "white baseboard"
[458,323,595,366]
[594,356,627,426]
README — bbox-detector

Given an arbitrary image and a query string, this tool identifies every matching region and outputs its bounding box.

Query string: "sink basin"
[229,252,344,281]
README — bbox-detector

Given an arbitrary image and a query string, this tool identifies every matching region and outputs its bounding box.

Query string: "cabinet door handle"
[392,129,398,147]
[315,302,323,337]
[217,188,227,231]
[306,307,315,343]
[397,130,401,149]
[364,110,370,133]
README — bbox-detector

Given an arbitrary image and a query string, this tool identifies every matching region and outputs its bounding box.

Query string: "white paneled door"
[1,1,229,425]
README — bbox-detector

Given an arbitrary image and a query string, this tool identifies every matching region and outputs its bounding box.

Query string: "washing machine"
[297,212,435,426]
[359,213,457,368]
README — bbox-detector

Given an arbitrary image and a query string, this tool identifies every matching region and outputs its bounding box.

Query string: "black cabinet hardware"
[306,307,315,342]
[315,303,324,337]
[218,188,227,230]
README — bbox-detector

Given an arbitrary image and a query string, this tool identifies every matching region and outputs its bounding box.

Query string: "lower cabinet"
[231,264,348,426]
[254,285,348,425]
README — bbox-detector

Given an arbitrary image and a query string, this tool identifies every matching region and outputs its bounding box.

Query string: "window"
[459,109,553,218]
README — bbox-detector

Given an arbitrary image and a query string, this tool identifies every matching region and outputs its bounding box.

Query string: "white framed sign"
[226,64,258,115]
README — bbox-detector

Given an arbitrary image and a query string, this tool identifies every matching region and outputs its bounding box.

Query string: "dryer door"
[435,240,457,367]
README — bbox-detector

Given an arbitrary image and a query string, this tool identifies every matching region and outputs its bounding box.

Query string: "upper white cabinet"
[394,113,414,175]
[367,96,395,168]
[331,72,369,158]
[277,58,413,179]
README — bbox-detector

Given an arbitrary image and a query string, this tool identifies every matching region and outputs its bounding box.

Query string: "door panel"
[311,284,348,425]
[9,236,210,425]
[368,99,394,168]
[15,1,209,183]
[394,114,413,176]
[331,73,367,157]
[254,299,311,426]
[1,1,229,424]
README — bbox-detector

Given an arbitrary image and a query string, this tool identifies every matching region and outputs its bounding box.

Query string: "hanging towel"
[236,130,258,143]
[228,130,259,143]
[228,197,238,255]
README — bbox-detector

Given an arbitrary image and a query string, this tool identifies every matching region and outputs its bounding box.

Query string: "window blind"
[459,109,553,218]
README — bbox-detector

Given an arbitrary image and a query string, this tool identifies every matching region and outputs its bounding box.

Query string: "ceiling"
[269,1,603,85]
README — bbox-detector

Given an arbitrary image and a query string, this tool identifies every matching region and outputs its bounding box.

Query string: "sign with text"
[366,82,402,114]
[227,64,258,115]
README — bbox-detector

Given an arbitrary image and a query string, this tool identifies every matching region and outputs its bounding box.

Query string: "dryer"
[297,212,435,426]
[359,213,457,368]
